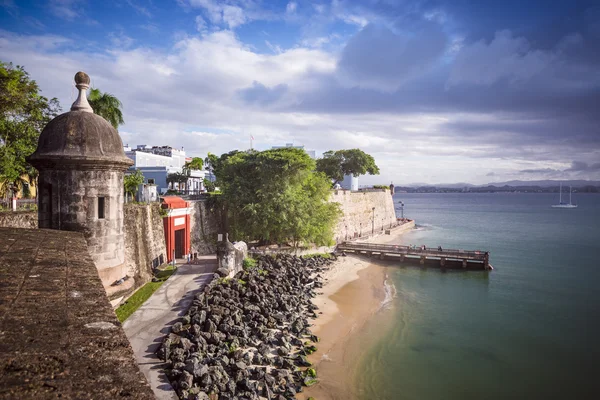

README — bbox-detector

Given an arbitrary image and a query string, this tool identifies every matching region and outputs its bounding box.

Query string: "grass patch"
[115,265,176,322]
[243,257,257,270]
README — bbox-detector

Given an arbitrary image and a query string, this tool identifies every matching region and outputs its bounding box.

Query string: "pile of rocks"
[158,253,334,400]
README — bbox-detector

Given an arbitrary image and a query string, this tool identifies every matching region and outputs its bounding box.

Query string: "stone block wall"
[217,240,248,278]
[0,211,37,229]
[123,203,167,289]
[189,199,222,255]
[330,189,398,242]
[0,228,154,399]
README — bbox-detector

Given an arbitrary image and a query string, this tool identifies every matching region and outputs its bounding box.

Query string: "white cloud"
[221,5,246,29]
[126,0,152,18]
[49,0,82,20]
[2,25,598,185]
[108,30,135,49]
[195,15,207,33]
[286,1,297,14]
[185,0,267,29]
[1,0,18,17]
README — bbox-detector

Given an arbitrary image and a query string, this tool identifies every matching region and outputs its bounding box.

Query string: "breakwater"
[159,254,334,399]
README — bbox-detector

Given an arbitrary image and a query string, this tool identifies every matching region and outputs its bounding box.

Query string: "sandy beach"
[298,224,413,399]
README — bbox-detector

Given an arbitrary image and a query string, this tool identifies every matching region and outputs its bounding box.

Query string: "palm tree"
[88,88,124,129]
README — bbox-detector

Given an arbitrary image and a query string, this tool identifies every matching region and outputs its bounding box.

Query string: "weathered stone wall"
[0,228,154,399]
[330,189,398,242]
[37,169,127,276]
[189,199,222,255]
[123,203,167,290]
[217,240,248,278]
[0,211,37,229]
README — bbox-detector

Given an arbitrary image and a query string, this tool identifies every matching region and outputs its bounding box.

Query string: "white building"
[125,145,206,195]
[271,143,316,159]
[340,174,359,191]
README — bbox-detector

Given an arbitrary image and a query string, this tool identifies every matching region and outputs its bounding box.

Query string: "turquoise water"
[356,193,600,400]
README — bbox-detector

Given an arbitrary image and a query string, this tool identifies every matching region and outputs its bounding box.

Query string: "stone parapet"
[0,228,153,399]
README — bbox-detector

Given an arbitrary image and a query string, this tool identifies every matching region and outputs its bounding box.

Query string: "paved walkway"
[123,255,218,400]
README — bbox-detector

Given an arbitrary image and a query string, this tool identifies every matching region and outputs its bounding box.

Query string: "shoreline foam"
[298,225,413,399]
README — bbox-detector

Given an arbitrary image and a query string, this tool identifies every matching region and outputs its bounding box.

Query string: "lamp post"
[372,207,375,234]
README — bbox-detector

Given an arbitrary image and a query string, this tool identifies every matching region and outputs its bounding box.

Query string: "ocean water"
[355,193,600,400]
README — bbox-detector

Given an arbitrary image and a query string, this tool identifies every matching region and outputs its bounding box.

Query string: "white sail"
[552,183,578,208]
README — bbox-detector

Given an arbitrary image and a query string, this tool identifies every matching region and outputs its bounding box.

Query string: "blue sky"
[1,0,599,184]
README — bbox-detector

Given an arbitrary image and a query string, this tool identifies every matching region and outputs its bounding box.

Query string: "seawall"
[330,189,398,242]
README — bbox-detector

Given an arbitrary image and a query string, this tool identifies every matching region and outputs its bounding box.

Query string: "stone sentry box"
[27,72,133,288]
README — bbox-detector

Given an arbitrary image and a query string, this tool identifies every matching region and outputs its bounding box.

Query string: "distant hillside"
[485,180,600,188]
[391,180,600,193]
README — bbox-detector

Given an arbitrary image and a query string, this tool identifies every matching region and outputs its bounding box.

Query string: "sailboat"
[552,183,578,208]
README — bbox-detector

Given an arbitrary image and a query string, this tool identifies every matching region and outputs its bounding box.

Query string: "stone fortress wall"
[0,203,167,299]
[189,199,222,256]
[330,189,398,242]
[0,191,398,302]
[122,203,167,289]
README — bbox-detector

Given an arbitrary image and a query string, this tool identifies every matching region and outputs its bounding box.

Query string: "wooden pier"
[337,242,491,270]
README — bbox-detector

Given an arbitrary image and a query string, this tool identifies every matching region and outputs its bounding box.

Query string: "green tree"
[88,88,124,129]
[216,147,341,246]
[203,178,216,192]
[183,157,203,173]
[167,172,189,191]
[124,169,144,202]
[0,61,61,198]
[204,153,218,175]
[316,149,380,186]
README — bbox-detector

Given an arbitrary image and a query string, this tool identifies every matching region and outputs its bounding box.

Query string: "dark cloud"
[566,161,600,171]
[520,168,560,174]
[238,81,288,106]
[337,21,447,91]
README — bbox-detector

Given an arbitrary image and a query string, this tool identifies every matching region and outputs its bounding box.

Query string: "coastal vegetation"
[316,148,380,186]
[212,147,341,247]
[0,61,60,198]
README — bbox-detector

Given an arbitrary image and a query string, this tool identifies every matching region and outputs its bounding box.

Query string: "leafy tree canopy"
[203,178,216,193]
[88,88,124,130]
[215,147,341,246]
[167,172,189,185]
[183,157,203,173]
[316,149,380,186]
[0,61,61,197]
[124,169,144,201]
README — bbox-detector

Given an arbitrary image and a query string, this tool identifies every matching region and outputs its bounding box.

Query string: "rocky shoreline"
[158,253,334,400]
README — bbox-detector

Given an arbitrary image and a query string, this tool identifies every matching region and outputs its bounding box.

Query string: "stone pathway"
[123,255,218,400]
